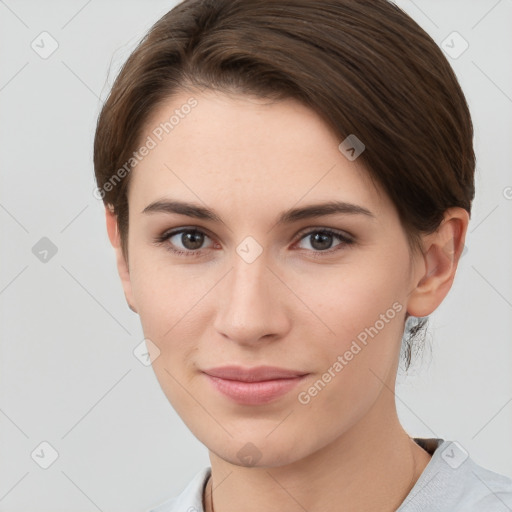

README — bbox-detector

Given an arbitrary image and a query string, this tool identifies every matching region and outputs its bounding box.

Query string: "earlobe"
[105,203,118,247]
[407,208,469,318]
[104,205,138,314]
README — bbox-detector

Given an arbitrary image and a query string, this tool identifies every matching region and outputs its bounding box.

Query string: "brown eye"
[296,229,353,253]
[309,232,335,251]
[156,228,214,256]
[179,231,205,250]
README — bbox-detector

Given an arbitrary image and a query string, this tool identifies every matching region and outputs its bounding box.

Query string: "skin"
[105,89,468,511]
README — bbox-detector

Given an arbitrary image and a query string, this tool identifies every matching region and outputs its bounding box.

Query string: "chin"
[202,429,315,469]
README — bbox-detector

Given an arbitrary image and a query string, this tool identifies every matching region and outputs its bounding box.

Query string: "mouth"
[202,365,309,405]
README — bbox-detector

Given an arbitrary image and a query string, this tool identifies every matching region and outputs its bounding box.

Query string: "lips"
[202,365,308,405]
[203,365,307,382]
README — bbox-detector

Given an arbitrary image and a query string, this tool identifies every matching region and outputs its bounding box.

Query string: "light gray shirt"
[149,438,512,511]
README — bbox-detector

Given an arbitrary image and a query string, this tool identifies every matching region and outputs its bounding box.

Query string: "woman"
[93,0,512,510]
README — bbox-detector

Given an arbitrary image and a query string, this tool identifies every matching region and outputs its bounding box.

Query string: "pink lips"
[202,365,308,405]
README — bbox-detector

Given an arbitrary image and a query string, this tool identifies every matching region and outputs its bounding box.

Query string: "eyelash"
[153,227,355,259]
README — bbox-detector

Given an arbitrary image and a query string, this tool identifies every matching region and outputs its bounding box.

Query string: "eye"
[295,228,354,254]
[154,226,354,258]
[154,228,215,256]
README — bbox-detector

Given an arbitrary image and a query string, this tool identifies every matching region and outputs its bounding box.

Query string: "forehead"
[128,89,390,219]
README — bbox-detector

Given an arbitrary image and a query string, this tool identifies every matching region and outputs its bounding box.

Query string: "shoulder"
[146,466,211,512]
[399,440,512,511]
[464,457,512,511]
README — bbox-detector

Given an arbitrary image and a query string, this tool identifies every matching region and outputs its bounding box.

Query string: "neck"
[204,393,432,512]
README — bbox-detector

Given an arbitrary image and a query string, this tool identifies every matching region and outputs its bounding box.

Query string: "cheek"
[292,272,406,427]
[294,253,408,392]
[129,249,205,333]
[128,253,211,389]
[296,252,407,337]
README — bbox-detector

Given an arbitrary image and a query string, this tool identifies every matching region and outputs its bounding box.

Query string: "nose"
[213,252,291,347]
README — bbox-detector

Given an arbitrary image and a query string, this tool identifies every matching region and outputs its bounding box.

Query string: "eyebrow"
[141,199,375,224]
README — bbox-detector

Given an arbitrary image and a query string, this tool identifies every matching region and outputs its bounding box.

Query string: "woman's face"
[119,89,425,467]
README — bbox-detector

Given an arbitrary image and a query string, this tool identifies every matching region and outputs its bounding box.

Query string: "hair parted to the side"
[93,0,475,370]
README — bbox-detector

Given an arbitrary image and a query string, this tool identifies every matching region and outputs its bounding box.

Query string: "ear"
[105,204,138,314]
[407,207,469,317]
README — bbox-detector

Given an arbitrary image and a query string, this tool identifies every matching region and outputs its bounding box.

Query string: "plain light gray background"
[0,1,511,511]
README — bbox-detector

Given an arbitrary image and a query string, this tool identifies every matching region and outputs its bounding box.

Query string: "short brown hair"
[93,0,475,368]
